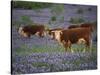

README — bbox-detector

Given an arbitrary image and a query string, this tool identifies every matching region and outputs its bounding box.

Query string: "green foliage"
[59,16,64,23]
[49,5,64,25]
[15,42,96,56]
[15,45,31,56]
[15,44,64,56]
[69,17,85,24]
[21,15,33,25]
[48,16,57,27]
[12,20,22,27]
[12,1,52,9]
[51,16,56,21]
[31,44,64,53]
[51,4,64,16]
[76,8,84,14]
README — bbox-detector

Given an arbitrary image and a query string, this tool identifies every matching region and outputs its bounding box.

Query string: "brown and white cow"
[18,25,46,38]
[48,27,92,52]
[61,28,92,51]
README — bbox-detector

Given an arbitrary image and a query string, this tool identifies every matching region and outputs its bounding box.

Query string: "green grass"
[15,43,97,56]
[31,44,64,53]
[12,1,52,9]
[15,45,32,56]
[15,44,64,56]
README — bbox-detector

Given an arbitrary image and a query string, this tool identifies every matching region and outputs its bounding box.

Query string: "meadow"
[11,1,97,74]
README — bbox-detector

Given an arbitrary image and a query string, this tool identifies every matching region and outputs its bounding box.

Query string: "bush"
[51,4,64,16]
[76,8,84,14]
[69,17,85,24]
[51,16,56,21]
[20,16,33,25]
[12,1,52,9]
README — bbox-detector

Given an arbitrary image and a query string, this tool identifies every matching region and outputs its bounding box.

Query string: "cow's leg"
[67,40,72,52]
[62,40,68,52]
[27,33,31,38]
[84,37,92,52]
[38,32,44,38]
[22,31,30,38]
[62,40,71,52]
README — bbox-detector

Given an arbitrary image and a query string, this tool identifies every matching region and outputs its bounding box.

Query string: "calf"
[18,25,45,38]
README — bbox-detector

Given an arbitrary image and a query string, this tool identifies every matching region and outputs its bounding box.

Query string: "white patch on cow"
[18,27,23,34]
[22,32,28,37]
[43,31,47,37]
[77,38,86,44]
[52,30,62,42]
[35,32,40,36]
[77,38,87,52]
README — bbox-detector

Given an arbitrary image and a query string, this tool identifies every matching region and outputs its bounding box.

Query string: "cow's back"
[23,25,44,34]
[60,28,91,43]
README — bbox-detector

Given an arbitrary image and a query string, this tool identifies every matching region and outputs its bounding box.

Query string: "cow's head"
[18,27,30,38]
[47,30,62,43]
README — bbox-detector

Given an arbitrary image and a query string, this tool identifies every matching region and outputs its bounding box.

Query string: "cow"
[48,27,92,52]
[60,28,92,52]
[46,28,63,41]
[18,25,46,38]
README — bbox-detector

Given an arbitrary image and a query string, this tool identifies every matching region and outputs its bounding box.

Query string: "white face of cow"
[18,27,28,37]
[51,30,62,42]
[18,27,23,34]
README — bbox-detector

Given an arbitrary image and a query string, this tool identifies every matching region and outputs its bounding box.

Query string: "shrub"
[12,1,52,9]
[20,16,33,25]
[51,4,64,16]
[69,17,85,24]
[51,16,56,21]
[76,8,84,14]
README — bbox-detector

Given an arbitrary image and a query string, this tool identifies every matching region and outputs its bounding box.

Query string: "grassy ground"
[11,3,97,73]
[14,43,97,56]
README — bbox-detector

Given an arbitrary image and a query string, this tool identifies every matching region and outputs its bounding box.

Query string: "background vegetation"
[12,1,53,9]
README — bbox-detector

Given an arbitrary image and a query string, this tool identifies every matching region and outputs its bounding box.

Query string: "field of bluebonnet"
[11,1,97,74]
